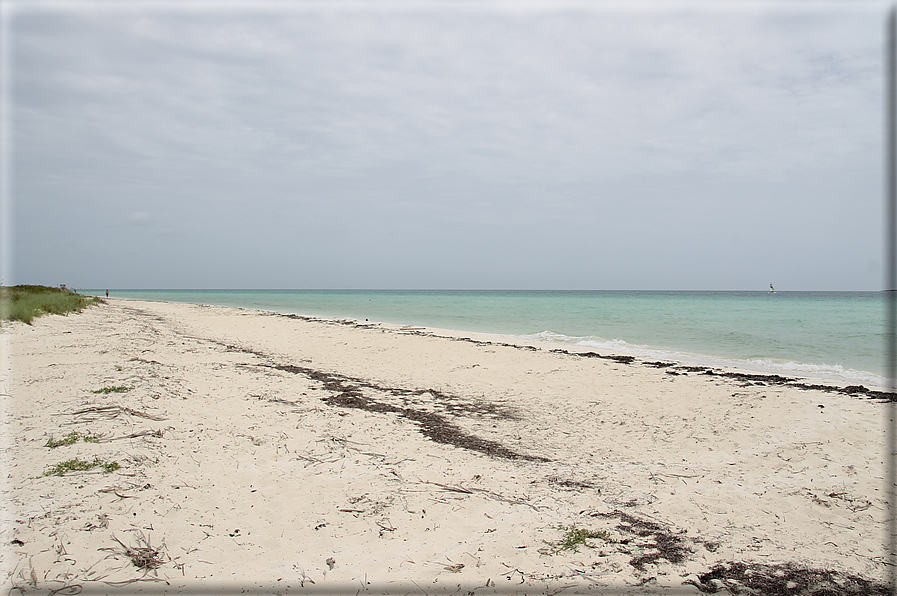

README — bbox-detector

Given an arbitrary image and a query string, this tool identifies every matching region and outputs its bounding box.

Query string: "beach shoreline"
[93,291,891,391]
[2,299,891,593]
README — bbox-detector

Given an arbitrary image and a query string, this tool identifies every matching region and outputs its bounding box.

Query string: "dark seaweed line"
[200,335,541,461]
[260,361,517,420]
[647,362,897,402]
[271,310,896,401]
[442,332,895,403]
[547,349,897,402]
[264,363,548,462]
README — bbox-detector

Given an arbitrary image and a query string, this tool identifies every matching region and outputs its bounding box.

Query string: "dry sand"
[0,299,892,594]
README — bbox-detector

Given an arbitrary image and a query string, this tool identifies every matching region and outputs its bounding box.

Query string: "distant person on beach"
[105,290,109,298]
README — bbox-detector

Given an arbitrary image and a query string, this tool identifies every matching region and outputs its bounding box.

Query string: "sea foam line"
[518,330,888,388]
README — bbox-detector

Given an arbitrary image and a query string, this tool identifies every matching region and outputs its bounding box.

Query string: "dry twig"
[98,429,163,442]
[108,532,167,571]
[65,405,167,424]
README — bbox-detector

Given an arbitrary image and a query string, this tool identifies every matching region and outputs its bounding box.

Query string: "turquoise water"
[84,290,887,387]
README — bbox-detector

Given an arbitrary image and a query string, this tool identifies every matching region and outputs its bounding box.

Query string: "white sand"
[1,299,889,594]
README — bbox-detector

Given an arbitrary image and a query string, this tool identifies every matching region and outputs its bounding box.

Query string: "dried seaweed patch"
[547,476,598,490]
[587,510,691,570]
[688,561,889,595]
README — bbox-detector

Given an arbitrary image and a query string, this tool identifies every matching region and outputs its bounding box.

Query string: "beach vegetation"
[45,430,101,448]
[543,525,614,554]
[44,456,120,476]
[92,385,130,394]
[0,285,100,325]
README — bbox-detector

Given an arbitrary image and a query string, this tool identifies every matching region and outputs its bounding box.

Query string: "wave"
[518,331,889,389]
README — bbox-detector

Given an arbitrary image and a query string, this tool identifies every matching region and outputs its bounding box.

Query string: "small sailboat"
[769,283,776,294]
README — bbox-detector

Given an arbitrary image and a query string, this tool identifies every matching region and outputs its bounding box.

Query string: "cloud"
[127,211,152,226]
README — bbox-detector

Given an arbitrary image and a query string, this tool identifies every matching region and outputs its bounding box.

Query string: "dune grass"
[543,525,614,554]
[91,385,130,394]
[0,285,101,325]
[45,431,101,449]
[44,456,120,476]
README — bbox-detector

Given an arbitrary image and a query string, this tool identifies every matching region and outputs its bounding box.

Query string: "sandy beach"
[1,299,891,594]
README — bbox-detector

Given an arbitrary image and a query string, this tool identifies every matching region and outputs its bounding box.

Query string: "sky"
[0,0,888,290]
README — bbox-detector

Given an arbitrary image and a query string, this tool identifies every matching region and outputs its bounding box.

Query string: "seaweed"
[266,363,548,462]
[688,561,889,595]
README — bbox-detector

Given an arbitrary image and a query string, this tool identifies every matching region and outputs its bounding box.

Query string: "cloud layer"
[8,1,886,290]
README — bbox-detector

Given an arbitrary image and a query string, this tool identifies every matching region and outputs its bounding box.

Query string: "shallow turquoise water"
[85,289,886,386]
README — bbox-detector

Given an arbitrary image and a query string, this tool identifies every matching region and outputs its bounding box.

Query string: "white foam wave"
[518,331,890,389]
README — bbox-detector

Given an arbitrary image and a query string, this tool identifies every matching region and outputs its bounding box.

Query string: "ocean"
[84,289,887,388]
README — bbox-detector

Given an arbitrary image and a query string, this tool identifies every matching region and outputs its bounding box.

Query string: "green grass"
[0,285,101,325]
[543,525,614,554]
[45,431,101,448]
[44,456,120,476]
[91,385,130,394]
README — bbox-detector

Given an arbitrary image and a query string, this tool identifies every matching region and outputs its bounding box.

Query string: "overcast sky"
[1,1,888,290]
